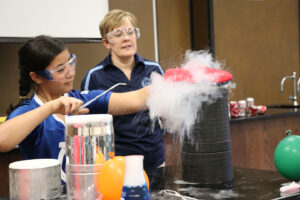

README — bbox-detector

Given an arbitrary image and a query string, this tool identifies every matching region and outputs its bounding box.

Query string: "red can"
[245,97,255,116]
[256,105,267,115]
[229,101,239,118]
[238,100,247,117]
[248,106,257,116]
[246,97,254,106]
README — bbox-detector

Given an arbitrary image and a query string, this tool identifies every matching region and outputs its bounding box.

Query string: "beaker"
[121,155,150,200]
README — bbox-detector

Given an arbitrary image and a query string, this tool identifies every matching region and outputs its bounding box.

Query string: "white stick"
[79,83,127,110]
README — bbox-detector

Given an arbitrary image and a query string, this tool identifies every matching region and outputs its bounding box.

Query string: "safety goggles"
[106,27,140,43]
[37,54,77,81]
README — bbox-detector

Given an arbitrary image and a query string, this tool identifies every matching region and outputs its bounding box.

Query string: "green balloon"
[274,130,300,181]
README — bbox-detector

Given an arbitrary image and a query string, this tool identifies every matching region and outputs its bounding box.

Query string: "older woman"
[81,9,165,176]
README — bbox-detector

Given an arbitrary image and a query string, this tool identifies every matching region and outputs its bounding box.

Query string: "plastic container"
[65,114,114,200]
[66,164,103,200]
[65,114,114,164]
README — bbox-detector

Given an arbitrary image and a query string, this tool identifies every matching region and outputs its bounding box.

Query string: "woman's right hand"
[47,96,89,115]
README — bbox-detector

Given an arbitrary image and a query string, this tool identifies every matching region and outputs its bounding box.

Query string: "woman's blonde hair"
[100,9,137,40]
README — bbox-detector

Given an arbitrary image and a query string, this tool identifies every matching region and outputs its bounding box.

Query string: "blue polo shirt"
[81,54,165,171]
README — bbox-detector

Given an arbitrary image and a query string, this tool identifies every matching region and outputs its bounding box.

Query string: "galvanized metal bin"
[9,159,62,200]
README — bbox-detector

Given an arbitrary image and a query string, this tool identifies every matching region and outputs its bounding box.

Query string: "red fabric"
[164,66,233,84]
[200,66,233,84]
[164,68,195,83]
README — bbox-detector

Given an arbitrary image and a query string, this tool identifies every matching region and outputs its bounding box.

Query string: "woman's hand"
[47,96,89,115]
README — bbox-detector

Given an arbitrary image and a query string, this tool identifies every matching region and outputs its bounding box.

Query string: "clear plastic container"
[65,114,114,164]
[65,114,114,200]
[66,163,103,200]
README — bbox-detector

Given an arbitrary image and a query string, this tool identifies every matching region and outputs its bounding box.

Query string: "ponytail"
[7,66,34,114]
[7,35,66,115]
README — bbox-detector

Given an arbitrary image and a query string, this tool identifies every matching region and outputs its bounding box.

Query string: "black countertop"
[149,166,300,200]
[230,108,300,123]
[1,166,299,200]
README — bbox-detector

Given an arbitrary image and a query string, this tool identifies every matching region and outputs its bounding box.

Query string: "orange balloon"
[95,150,106,164]
[144,170,150,190]
[94,149,106,192]
[97,153,150,200]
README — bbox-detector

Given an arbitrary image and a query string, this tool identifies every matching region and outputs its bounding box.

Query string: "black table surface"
[230,107,300,123]
[149,165,300,200]
[1,166,300,200]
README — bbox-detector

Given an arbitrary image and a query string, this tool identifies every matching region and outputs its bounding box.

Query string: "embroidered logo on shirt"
[141,77,152,87]
[81,90,89,94]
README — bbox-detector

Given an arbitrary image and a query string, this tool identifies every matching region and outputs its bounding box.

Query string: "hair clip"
[19,96,28,99]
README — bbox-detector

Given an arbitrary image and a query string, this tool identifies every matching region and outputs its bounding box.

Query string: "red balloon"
[96,153,150,200]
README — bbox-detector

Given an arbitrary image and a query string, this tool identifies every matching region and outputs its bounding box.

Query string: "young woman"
[0,35,149,182]
[81,9,165,176]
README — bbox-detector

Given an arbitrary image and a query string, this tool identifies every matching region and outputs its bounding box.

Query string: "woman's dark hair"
[7,35,66,114]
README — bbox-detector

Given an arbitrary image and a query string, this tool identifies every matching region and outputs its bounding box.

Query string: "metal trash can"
[181,88,233,188]
[9,159,62,200]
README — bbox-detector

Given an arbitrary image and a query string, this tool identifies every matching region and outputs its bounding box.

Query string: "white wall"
[0,0,108,39]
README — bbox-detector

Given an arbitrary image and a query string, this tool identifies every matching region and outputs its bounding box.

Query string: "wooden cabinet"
[0,149,22,197]
[230,111,300,171]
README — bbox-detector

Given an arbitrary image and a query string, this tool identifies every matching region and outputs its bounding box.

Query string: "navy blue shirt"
[81,54,165,171]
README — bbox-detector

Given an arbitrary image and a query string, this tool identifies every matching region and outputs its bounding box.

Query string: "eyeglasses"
[37,54,77,81]
[106,27,140,43]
